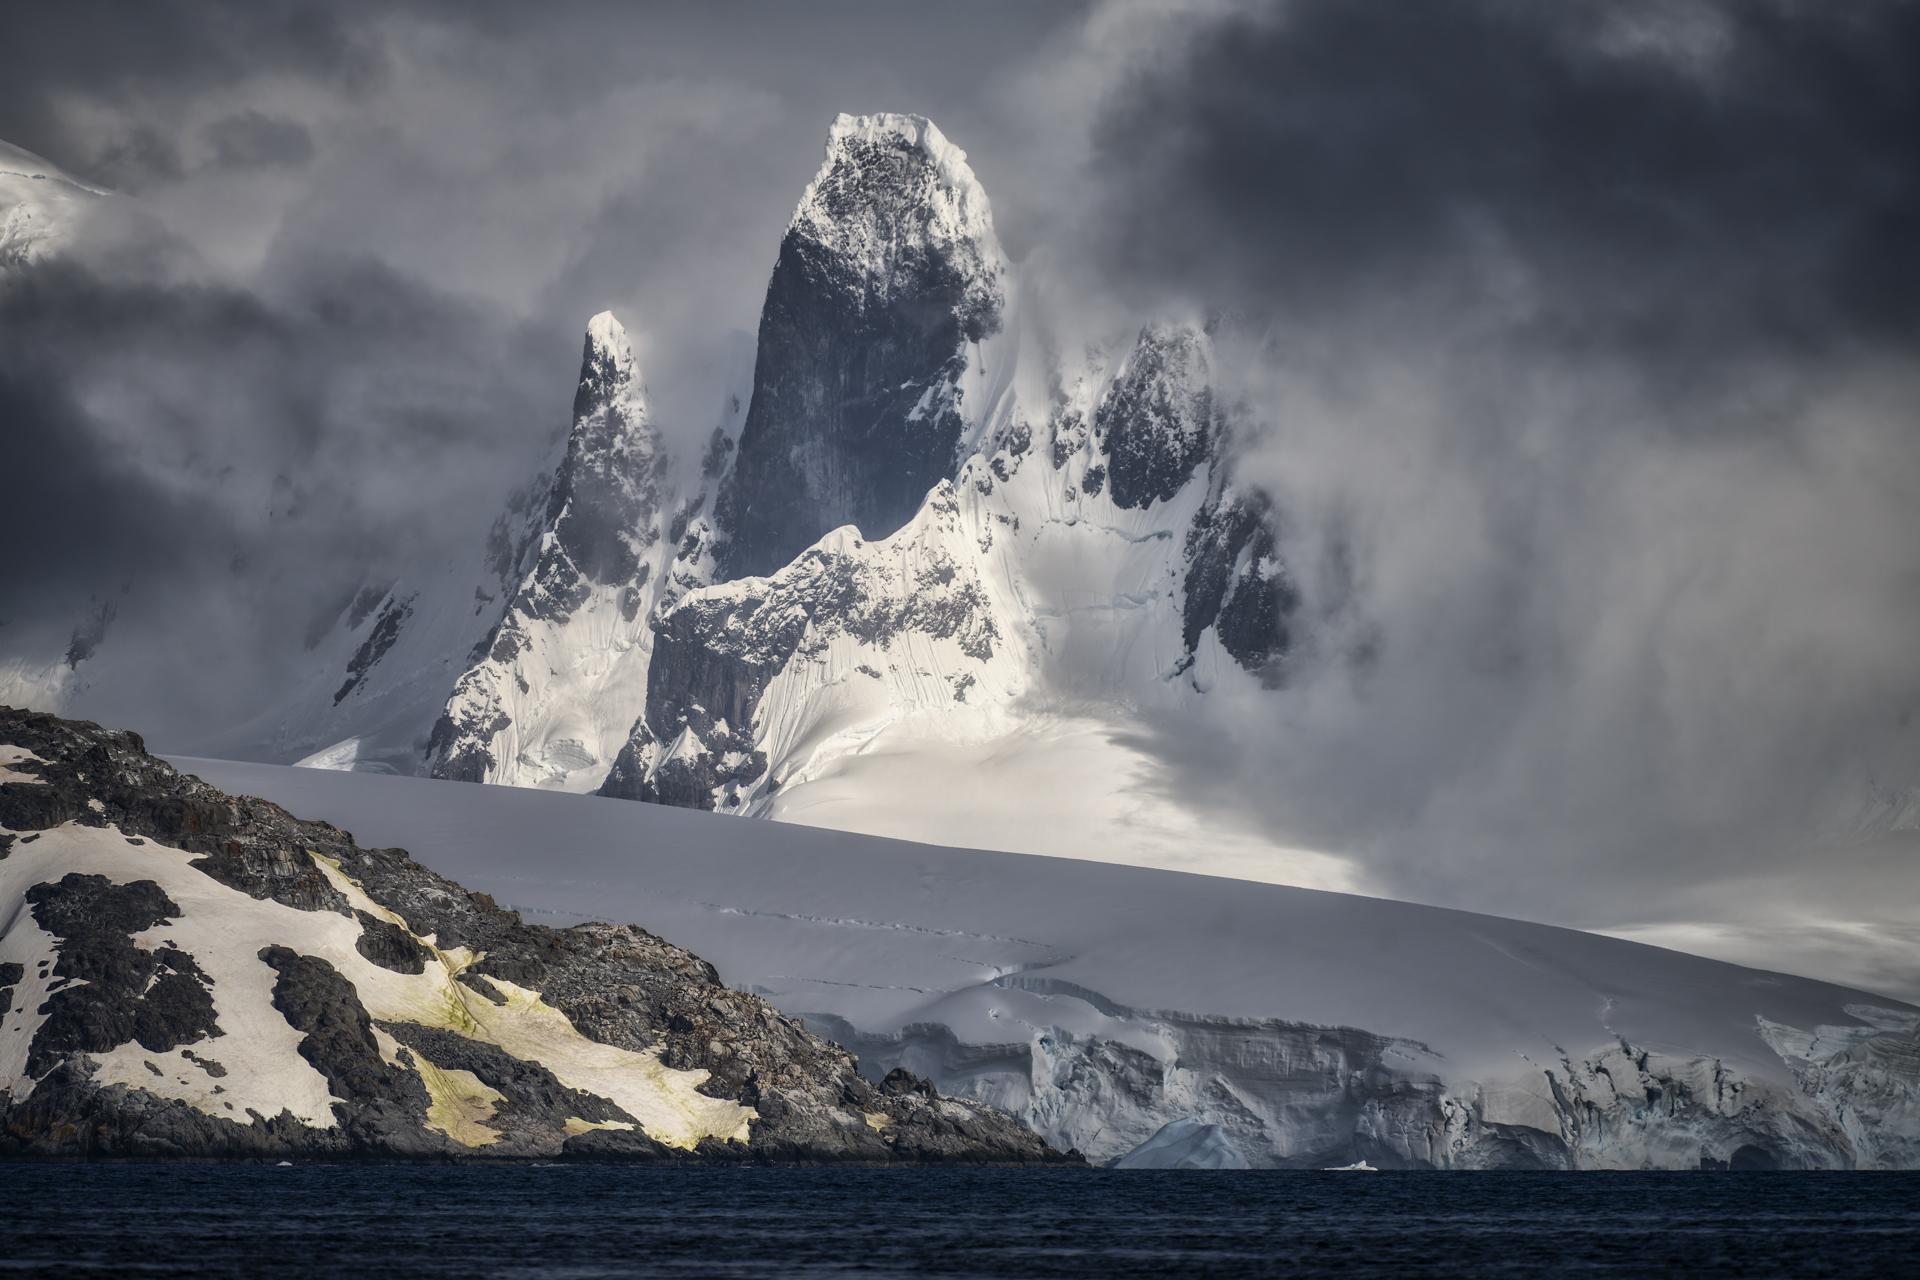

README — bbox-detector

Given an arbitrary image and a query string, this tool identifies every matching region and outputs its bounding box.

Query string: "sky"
[3,0,1917,996]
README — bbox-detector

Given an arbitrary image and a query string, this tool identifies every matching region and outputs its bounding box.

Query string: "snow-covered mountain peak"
[583,307,634,363]
[560,310,660,545]
[713,113,1012,579]
[818,111,980,200]
[789,110,1005,323]
[572,309,646,428]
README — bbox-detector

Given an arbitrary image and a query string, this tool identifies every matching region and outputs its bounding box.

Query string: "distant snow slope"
[0,139,106,267]
[755,708,1358,890]
[175,759,1920,1170]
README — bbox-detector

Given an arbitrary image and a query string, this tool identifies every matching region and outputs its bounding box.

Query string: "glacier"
[170,758,1920,1170]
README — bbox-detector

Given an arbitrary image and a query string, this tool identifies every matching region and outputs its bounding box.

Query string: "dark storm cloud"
[0,1,385,185]
[0,0,1084,748]
[0,254,567,743]
[204,112,316,172]
[1073,0,1920,947]
[0,352,221,606]
[1095,0,1920,360]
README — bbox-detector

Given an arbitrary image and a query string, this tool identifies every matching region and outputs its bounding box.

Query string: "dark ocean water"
[2,1166,1917,1278]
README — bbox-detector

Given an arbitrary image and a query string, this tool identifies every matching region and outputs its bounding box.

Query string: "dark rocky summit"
[716,114,1004,579]
[0,707,1072,1163]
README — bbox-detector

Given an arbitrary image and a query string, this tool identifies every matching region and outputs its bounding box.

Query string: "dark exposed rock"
[1050,406,1088,469]
[64,599,115,670]
[23,874,218,1078]
[457,970,508,1006]
[345,582,393,631]
[1182,488,1297,684]
[699,426,735,480]
[333,593,414,705]
[0,961,22,1022]
[717,116,1003,578]
[261,946,422,1111]
[881,1067,937,1098]
[425,705,510,785]
[353,910,432,974]
[1095,326,1215,510]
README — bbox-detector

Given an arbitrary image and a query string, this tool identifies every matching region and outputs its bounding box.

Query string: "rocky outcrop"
[1093,325,1217,511]
[1181,487,1296,685]
[715,113,1007,579]
[333,594,415,705]
[0,708,1072,1163]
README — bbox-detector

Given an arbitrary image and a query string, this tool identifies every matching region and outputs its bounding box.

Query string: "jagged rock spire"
[547,310,663,587]
[426,309,669,785]
[715,113,1009,579]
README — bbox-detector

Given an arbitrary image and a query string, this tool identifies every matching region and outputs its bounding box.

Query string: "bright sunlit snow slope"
[174,758,1920,1169]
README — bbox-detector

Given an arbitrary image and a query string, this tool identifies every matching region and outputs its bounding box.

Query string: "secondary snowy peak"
[0,139,107,268]
[600,479,1021,809]
[426,311,672,789]
[1052,321,1295,686]
[548,310,663,589]
[714,112,1009,579]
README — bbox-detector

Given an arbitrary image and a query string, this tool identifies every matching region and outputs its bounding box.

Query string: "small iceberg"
[1114,1120,1251,1170]
[1322,1159,1379,1172]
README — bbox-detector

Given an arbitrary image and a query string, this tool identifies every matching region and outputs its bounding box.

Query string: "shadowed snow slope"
[175,758,1920,1170]
[0,139,106,267]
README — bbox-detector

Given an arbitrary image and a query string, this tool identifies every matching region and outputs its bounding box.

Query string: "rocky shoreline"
[0,707,1075,1165]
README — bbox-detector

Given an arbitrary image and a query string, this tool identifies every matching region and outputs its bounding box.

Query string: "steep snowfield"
[210,501,550,776]
[0,139,106,267]
[172,759,1920,1169]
